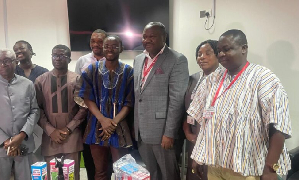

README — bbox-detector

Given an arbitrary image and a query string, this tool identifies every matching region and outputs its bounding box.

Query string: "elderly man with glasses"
[34,45,87,180]
[0,49,40,180]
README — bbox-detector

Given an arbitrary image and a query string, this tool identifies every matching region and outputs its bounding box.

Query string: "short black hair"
[52,45,71,58]
[93,29,107,37]
[104,35,123,47]
[145,22,167,37]
[221,29,247,46]
[195,40,218,58]
[15,40,36,56]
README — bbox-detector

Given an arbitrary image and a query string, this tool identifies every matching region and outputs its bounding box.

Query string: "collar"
[99,60,124,75]
[91,52,106,61]
[51,70,69,77]
[143,44,166,60]
[0,74,16,84]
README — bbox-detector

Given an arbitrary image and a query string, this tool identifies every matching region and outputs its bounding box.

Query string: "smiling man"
[75,29,107,75]
[34,45,87,180]
[133,22,189,180]
[74,29,107,180]
[0,49,39,180]
[13,40,49,163]
[13,40,48,82]
[75,35,134,179]
[188,29,292,180]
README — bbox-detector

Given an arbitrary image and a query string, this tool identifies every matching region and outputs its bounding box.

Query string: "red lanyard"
[211,62,249,107]
[142,56,159,80]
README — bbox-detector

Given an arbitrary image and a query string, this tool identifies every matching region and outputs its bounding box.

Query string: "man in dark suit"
[134,22,189,180]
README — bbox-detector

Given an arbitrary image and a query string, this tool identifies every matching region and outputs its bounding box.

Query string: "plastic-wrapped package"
[113,154,150,180]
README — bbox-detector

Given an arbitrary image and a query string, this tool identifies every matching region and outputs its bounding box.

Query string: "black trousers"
[82,119,95,180]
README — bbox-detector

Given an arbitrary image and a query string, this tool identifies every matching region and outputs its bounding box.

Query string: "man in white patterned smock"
[187,29,291,180]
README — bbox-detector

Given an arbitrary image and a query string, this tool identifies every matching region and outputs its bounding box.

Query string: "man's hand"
[99,117,117,135]
[50,129,67,144]
[3,138,11,148]
[192,160,207,179]
[100,131,111,141]
[112,118,119,127]
[186,133,197,144]
[60,127,71,140]
[261,166,278,180]
[4,132,26,151]
[99,118,117,141]
[7,147,21,157]
[161,135,174,149]
[3,138,20,156]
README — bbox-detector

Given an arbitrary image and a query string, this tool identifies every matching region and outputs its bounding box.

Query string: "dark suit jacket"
[134,47,189,144]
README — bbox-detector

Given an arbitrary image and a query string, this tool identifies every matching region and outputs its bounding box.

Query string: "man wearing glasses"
[0,49,40,179]
[34,45,87,180]
[76,35,134,179]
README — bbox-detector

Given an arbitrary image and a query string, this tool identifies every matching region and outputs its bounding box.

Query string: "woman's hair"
[195,40,218,59]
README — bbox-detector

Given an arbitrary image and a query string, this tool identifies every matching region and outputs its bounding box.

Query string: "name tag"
[203,106,215,119]
[187,115,195,125]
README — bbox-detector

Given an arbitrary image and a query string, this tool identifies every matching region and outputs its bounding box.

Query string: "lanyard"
[211,62,249,107]
[142,56,159,81]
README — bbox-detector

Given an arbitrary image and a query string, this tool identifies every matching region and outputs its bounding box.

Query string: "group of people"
[0,21,292,180]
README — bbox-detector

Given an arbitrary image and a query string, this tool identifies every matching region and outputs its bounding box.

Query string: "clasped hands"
[50,127,71,144]
[3,132,26,156]
[98,117,118,141]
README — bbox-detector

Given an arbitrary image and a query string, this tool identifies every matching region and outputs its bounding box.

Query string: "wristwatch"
[66,127,72,134]
[266,162,279,172]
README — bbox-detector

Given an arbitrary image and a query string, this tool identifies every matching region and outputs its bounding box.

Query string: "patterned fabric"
[35,70,87,156]
[187,63,292,176]
[15,65,48,82]
[76,60,134,148]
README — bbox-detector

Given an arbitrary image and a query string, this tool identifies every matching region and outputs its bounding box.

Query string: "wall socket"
[200,9,212,18]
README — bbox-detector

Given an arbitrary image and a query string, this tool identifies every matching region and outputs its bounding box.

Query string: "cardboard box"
[31,162,47,180]
[49,158,75,180]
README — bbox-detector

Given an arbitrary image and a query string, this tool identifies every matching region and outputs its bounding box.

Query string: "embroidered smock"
[76,60,134,148]
[187,63,292,176]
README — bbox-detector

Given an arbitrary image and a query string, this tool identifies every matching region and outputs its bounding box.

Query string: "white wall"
[171,0,299,150]
[0,0,298,149]
[0,0,6,48]
[1,0,70,69]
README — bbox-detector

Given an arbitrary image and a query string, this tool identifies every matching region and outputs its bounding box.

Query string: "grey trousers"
[0,153,33,180]
[138,141,180,180]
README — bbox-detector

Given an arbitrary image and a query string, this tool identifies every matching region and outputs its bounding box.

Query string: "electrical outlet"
[200,9,212,18]
[206,9,212,17]
[200,10,206,18]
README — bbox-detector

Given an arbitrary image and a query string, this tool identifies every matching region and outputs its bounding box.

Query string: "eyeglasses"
[51,54,70,60]
[0,59,15,66]
[103,45,120,50]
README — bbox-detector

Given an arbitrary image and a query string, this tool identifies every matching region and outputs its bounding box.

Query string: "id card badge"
[187,115,195,125]
[203,106,215,119]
